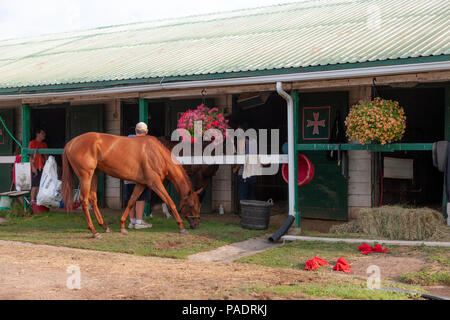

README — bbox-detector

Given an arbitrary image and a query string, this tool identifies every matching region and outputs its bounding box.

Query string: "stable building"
[0,0,449,225]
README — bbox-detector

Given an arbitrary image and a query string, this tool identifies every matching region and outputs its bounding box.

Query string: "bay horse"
[157,136,219,204]
[62,132,202,238]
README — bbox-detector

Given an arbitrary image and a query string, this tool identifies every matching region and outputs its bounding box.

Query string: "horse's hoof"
[105,228,112,233]
[120,229,128,235]
[180,229,189,235]
[93,233,102,239]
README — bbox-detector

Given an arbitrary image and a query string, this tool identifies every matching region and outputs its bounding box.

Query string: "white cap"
[136,122,148,132]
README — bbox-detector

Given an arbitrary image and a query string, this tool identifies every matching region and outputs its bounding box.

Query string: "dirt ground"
[0,240,337,300]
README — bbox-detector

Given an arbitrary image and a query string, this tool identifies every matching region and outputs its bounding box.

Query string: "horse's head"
[180,187,203,229]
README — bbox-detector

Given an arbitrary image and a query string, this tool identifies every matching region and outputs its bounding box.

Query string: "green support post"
[139,98,148,125]
[139,98,151,217]
[21,104,30,163]
[21,104,31,211]
[293,90,300,228]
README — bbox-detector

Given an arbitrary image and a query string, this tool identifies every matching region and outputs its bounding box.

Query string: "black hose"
[377,287,449,300]
[268,215,295,243]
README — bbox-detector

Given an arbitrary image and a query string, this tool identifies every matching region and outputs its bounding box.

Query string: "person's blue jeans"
[238,175,256,201]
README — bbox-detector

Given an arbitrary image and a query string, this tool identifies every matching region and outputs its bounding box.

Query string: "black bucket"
[240,200,273,230]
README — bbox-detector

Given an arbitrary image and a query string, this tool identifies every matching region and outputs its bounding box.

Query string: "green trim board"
[296,143,433,151]
[21,143,435,155]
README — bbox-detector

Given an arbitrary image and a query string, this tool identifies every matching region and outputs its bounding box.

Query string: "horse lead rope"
[0,116,23,152]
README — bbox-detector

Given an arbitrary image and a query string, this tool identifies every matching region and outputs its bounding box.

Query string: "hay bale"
[330,206,450,241]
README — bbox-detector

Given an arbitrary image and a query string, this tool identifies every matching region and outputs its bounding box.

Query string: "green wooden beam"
[21,104,30,163]
[139,98,151,217]
[292,90,300,228]
[25,148,63,155]
[139,98,148,124]
[296,143,433,152]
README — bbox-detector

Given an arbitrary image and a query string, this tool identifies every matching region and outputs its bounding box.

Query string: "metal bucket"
[240,199,273,230]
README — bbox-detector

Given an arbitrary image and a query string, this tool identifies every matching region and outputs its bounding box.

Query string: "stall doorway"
[0,109,14,192]
[30,106,66,175]
[377,87,445,208]
[30,104,105,207]
[232,93,288,214]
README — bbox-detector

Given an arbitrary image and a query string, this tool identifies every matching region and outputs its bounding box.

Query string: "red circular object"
[281,154,315,186]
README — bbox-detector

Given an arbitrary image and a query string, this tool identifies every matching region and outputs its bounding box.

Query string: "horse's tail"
[62,148,75,211]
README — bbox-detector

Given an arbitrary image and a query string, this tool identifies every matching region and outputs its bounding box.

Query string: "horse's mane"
[151,136,193,190]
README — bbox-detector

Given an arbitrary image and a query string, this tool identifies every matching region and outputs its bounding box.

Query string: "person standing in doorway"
[124,122,152,229]
[233,123,257,203]
[29,129,48,211]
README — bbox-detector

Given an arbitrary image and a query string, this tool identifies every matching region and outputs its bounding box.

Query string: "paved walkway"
[187,236,281,262]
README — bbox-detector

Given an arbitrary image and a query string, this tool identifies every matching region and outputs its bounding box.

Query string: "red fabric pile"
[333,257,352,273]
[358,243,389,255]
[305,256,328,271]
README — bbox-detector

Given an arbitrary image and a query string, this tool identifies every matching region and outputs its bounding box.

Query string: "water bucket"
[31,201,49,214]
[281,154,315,186]
[240,200,273,230]
[0,196,12,210]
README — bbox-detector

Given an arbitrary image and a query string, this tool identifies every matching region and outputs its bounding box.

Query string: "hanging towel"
[242,137,262,179]
[358,243,389,255]
[305,256,328,271]
[242,154,263,179]
[333,257,352,273]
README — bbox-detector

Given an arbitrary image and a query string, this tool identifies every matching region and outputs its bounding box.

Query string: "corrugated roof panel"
[0,0,448,89]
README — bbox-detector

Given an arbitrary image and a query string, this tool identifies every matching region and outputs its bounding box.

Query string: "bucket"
[282,154,315,186]
[31,201,49,214]
[240,200,273,230]
[0,196,12,210]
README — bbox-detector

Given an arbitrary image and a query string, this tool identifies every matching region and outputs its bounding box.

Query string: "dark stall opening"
[232,92,288,214]
[378,87,445,208]
[30,106,66,176]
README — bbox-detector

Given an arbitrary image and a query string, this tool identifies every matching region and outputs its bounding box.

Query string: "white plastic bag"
[15,162,31,191]
[37,156,62,208]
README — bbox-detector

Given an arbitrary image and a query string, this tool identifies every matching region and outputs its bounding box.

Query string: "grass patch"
[236,240,364,270]
[247,282,418,300]
[399,247,450,286]
[0,211,275,259]
[399,270,450,286]
[330,206,450,241]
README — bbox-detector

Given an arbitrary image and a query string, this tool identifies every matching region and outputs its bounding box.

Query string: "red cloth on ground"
[305,256,328,271]
[333,257,352,273]
[358,243,389,255]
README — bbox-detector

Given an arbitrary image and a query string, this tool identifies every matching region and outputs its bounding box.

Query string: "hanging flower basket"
[345,97,406,145]
[177,104,230,143]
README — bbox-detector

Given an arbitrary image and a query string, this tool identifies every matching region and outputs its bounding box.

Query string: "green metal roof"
[0,0,449,92]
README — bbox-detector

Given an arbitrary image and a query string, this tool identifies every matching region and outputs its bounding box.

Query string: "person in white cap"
[124,122,152,229]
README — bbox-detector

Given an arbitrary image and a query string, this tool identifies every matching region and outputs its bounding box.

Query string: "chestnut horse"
[62,132,202,238]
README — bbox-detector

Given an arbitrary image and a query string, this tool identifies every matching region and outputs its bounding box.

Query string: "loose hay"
[330,206,450,241]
